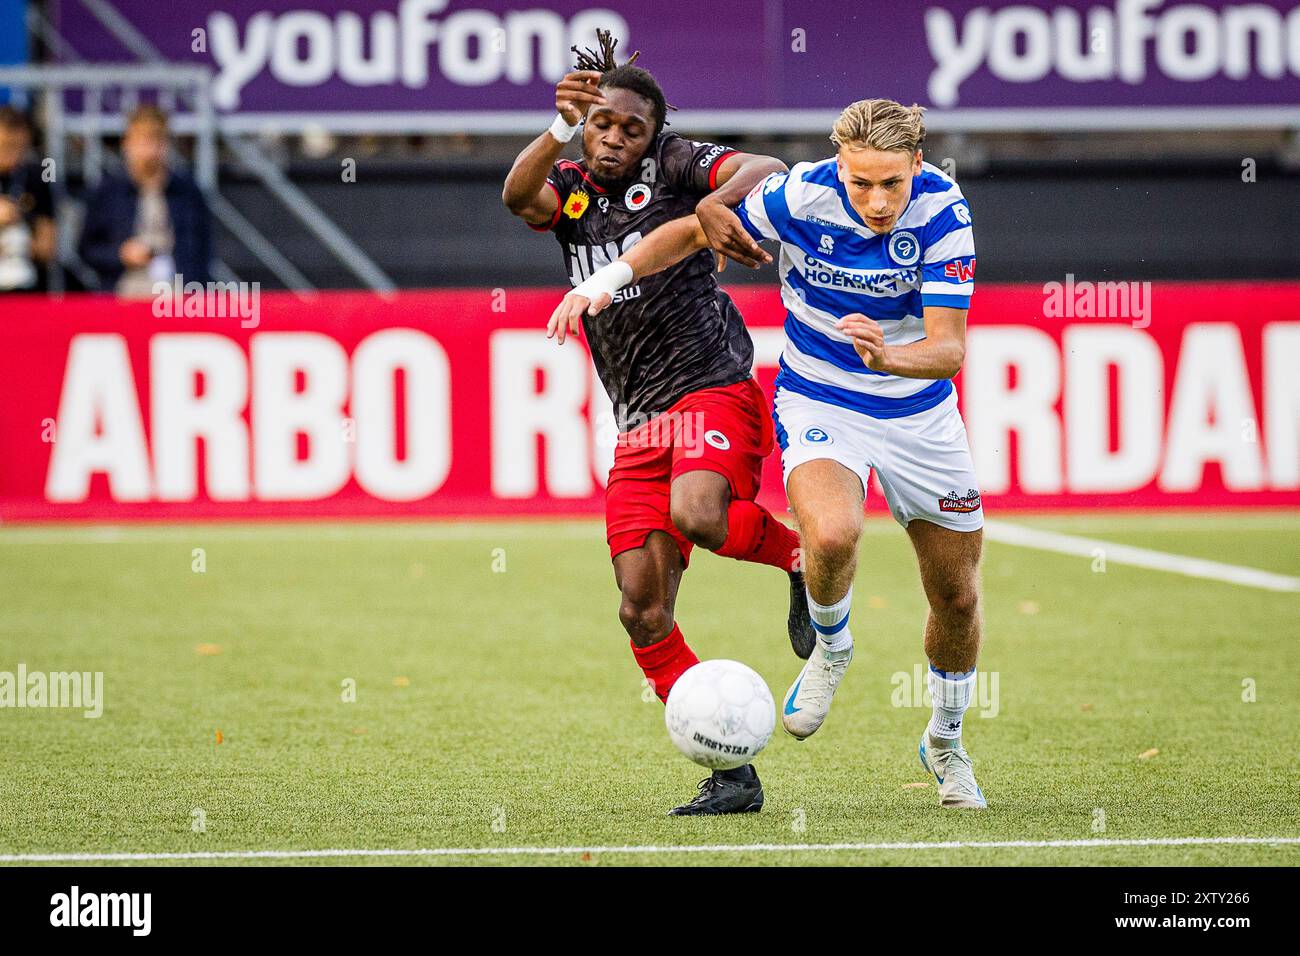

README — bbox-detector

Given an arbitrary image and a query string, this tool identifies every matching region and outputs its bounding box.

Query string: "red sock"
[631,624,699,703]
[715,499,801,573]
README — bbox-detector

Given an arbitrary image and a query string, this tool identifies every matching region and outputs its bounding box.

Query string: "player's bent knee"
[670,500,728,550]
[618,598,674,647]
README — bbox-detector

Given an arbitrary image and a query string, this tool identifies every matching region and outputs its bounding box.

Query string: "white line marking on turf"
[985,520,1300,593]
[3,836,1298,863]
[0,521,900,545]
[0,523,606,544]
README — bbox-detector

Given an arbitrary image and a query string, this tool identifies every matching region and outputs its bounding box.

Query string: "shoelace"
[803,658,841,707]
[688,777,715,803]
[935,748,980,795]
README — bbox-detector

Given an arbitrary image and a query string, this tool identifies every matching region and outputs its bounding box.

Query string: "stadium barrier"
[0,283,1296,521]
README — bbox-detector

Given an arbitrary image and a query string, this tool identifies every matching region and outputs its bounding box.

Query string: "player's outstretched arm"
[502,70,606,226]
[546,215,708,344]
[697,152,785,269]
[837,307,968,379]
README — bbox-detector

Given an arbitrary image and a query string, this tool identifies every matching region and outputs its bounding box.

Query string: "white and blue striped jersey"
[735,158,975,419]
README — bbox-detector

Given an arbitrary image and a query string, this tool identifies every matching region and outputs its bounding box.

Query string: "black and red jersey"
[530,132,755,431]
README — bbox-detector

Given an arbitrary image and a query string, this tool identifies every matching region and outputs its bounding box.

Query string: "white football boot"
[780,643,852,739]
[918,730,987,809]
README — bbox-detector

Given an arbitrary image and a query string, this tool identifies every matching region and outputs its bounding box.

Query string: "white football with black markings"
[665,660,775,770]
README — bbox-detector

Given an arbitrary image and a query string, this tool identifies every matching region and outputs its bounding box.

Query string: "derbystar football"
[664,660,775,770]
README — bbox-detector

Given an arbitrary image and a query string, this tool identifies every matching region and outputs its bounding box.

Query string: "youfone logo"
[704,429,731,450]
[923,1,1300,107]
[205,5,631,110]
[801,427,832,445]
[888,231,920,266]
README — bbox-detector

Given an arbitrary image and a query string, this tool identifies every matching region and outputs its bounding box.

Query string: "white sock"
[927,665,975,747]
[807,586,853,654]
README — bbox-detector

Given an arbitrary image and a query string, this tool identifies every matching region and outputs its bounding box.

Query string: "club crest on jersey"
[801,427,832,445]
[624,183,652,211]
[563,190,590,219]
[887,231,920,266]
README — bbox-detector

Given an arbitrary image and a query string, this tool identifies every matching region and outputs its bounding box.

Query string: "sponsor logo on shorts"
[801,427,832,445]
[938,488,982,513]
[704,429,731,451]
[602,408,709,459]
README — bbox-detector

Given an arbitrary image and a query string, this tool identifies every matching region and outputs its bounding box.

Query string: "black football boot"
[787,570,816,660]
[668,763,764,816]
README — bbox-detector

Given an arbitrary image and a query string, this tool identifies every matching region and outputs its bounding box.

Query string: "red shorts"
[605,378,774,565]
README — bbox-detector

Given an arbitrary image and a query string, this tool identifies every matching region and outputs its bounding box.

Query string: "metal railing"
[3,0,398,294]
[63,0,394,293]
[0,63,221,294]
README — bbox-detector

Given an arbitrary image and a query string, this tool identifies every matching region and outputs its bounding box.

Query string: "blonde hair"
[830,99,926,155]
[125,104,169,134]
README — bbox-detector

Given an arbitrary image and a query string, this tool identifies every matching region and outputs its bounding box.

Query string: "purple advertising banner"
[50,0,1300,124]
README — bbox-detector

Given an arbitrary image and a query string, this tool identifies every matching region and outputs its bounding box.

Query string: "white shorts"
[772,387,984,532]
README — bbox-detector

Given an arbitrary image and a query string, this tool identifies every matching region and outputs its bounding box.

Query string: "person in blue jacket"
[79,104,212,297]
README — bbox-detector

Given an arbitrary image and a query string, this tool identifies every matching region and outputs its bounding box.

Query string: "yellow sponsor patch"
[563,190,590,219]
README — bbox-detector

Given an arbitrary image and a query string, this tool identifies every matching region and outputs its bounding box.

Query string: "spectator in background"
[79,105,211,297]
[0,106,56,293]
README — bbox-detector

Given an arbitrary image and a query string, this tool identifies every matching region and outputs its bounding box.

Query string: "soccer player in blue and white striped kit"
[549,99,987,808]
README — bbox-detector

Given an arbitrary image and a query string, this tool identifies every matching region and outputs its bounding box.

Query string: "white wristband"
[548,113,581,144]
[572,261,633,302]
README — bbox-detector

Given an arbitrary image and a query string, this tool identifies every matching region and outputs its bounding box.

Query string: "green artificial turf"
[1,514,1296,866]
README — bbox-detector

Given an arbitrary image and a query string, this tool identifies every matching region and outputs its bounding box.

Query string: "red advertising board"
[0,283,1296,521]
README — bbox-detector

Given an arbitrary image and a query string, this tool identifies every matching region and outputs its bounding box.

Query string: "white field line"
[3,518,1295,592]
[1003,513,1300,534]
[985,520,1300,593]
[2,835,1298,863]
[0,520,897,545]
[4,511,1298,543]
[0,522,609,545]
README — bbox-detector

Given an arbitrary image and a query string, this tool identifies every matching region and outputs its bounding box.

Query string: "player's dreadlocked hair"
[572,29,675,134]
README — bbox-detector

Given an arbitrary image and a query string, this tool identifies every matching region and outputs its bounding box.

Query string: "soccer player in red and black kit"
[502,33,810,816]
